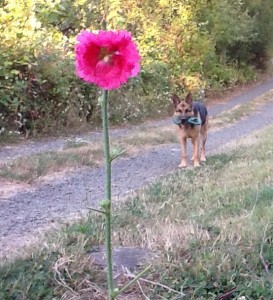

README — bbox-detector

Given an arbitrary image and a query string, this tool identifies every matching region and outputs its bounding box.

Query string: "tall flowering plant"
[75,29,141,299]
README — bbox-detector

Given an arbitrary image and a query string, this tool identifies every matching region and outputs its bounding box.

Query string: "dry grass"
[1,90,273,184]
[1,124,273,299]
[209,89,273,129]
[109,124,273,298]
[0,125,177,183]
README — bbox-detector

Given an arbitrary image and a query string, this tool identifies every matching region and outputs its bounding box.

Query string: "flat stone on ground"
[89,246,154,271]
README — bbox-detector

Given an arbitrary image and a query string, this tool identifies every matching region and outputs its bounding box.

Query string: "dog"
[172,93,208,167]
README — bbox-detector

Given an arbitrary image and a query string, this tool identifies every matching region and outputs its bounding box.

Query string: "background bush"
[0,0,273,136]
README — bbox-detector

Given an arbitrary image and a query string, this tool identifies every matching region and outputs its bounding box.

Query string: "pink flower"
[75,30,141,90]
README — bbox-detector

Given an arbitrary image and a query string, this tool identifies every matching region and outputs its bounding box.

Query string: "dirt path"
[1,78,273,257]
[1,77,273,163]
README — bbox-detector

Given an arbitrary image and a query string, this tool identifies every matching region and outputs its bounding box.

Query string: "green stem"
[101,89,114,299]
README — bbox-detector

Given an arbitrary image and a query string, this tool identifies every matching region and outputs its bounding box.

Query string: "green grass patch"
[1,126,273,299]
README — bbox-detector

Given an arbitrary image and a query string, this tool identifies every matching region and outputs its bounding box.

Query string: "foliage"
[243,0,273,68]
[0,0,272,136]
[34,0,102,36]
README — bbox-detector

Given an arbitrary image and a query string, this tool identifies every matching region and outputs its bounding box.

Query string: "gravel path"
[1,78,273,257]
[1,77,273,163]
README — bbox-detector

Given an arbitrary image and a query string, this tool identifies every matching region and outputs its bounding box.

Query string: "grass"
[1,124,273,299]
[63,138,89,149]
[0,126,177,182]
[0,147,101,182]
[209,89,273,128]
[1,90,273,183]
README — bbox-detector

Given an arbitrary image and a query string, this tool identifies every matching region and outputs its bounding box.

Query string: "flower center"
[99,47,114,64]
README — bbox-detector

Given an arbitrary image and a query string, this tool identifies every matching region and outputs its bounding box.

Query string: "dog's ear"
[172,94,180,108]
[185,93,193,105]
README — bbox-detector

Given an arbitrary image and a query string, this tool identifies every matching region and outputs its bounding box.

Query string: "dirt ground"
[1,77,273,258]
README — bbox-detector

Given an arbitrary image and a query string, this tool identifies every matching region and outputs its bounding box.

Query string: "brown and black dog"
[172,93,208,168]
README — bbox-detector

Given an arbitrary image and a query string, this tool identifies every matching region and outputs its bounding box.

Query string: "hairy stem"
[101,89,114,299]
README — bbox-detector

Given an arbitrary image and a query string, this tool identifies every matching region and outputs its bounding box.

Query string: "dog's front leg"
[179,137,187,168]
[192,136,200,167]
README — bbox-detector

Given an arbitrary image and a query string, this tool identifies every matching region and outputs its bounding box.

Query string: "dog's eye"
[176,109,182,113]
[185,109,192,113]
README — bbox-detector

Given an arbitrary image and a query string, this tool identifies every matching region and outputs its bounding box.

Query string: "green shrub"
[1,0,272,136]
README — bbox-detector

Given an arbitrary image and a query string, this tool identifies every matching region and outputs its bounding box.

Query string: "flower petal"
[75,30,141,89]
